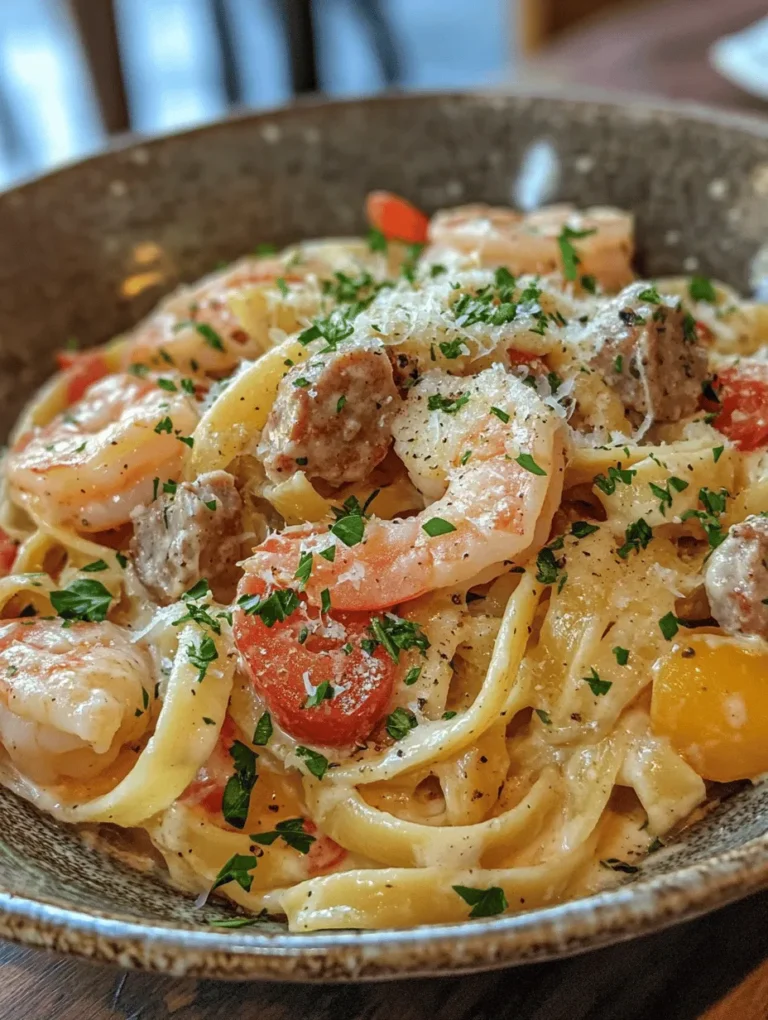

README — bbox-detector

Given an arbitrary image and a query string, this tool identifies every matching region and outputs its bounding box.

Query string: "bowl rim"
[1,87,767,980]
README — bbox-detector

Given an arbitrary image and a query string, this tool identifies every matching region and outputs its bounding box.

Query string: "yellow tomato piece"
[651,633,768,782]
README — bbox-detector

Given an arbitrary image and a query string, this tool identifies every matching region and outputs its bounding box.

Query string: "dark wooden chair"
[66,0,400,137]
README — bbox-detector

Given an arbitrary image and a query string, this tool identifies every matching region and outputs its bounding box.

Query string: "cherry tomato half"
[365,190,429,245]
[713,363,768,452]
[234,574,397,747]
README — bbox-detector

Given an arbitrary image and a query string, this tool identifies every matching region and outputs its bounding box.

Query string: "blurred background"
[0,0,766,190]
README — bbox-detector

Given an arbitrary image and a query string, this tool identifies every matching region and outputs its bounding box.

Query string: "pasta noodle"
[1,195,767,932]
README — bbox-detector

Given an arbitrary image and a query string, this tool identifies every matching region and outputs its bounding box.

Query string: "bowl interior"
[0,91,767,979]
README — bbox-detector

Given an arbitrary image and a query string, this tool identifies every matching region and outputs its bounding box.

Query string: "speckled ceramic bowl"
[0,89,767,981]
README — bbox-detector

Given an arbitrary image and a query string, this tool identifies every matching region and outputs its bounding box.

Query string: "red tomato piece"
[234,574,398,747]
[304,821,347,876]
[0,528,18,576]
[180,716,237,814]
[365,190,429,245]
[507,348,548,375]
[56,350,110,405]
[713,364,768,452]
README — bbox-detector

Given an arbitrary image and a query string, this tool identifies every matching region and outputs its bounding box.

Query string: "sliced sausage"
[130,471,242,604]
[259,343,401,487]
[585,282,708,423]
[705,514,768,638]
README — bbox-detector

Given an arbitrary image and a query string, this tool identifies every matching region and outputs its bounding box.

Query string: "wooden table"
[0,890,766,1019]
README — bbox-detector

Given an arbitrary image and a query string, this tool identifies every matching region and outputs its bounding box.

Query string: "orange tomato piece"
[712,363,768,452]
[652,633,768,782]
[56,350,110,405]
[365,190,429,245]
[234,575,398,747]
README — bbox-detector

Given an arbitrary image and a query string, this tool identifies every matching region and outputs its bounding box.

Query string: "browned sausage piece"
[585,282,708,423]
[705,514,768,638]
[130,470,242,604]
[258,343,401,487]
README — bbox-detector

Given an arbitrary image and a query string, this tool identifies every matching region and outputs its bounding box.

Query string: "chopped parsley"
[294,550,313,587]
[304,680,335,709]
[535,536,565,586]
[154,416,173,434]
[612,646,629,666]
[295,745,329,780]
[557,225,596,281]
[583,667,612,696]
[427,392,470,414]
[250,818,316,854]
[293,377,311,388]
[452,884,508,918]
[571,521,599,539]
[535,708,552,726]
[439,339,465,359]
[713,446,724,463]
[682,312,697,344]
[319,545,336,563]
[637,284,661,304]
[320,588,331,614]
[386,706,418,741]
[688,276,716,303]
[238,588,300,627]
[222,741,258,830]
[617,517,653,558]
[157,377,177,391]
[367,614,430,663]
[174,320,226,352]
[593,464,636,496]
[50,579,113,623]
[297,309,354,352]
[649,476,689,515]
[336,395,347,413]
[81,559,108,573]
[212,853,258,893]
[367,228,387,253]
[188,634,218,682]
[680,487,729,548]
[422,517,456,537]
[404,665,422,686]
[580,274,597,294]
[516,452,546,476]
[658,612,679,640]
[253,711,273,746]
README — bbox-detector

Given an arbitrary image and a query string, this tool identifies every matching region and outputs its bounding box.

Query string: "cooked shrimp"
[240,365,565,611]
[6,373,199,532]
[428,204,634,292]
[124,239,403,377]
[0,619,152,784]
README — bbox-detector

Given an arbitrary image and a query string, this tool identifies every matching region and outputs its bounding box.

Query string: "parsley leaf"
[50,579,113,622]
[422,517,456,537]
[404,665,422,686]
[452,884,508,918]
[688,276,716,303]
[428,392,470,414]
[593,464,636,495]
[294,551,313,587]
[212,853,258,892]
[386,706,418,741]
[583,667,612,696]
[516,452,546,476]
[658,612,679,640]
[81,559,108,573]
[535,708,552,725]
[490,406,510,424]
[571,521,599,539]
[188,634,218,682]
[367,614,430,663]
[617,518,653,558]
[253,711,273,746]
[612,646,629,666]
[238,588,300,627]
[557,225,596,281]
[222,741,258,830]
[304,680,334,709]
[439,339,465,359]
[250,817,316,854]
[296,745,329,780]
